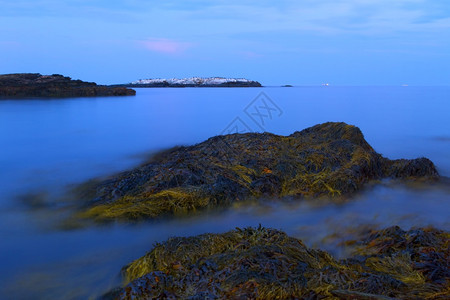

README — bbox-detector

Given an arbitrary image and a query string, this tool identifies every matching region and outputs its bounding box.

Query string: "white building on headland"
[131,77,253,85]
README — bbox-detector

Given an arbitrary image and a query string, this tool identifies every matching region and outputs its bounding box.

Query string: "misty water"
[0,87,449,299]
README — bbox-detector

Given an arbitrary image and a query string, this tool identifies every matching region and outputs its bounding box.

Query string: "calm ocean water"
[1,87,449,299]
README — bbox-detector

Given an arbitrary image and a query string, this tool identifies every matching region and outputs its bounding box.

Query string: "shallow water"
[0,87,449,299]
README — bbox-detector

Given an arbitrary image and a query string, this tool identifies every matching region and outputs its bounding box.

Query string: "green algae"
[77,122,439,222]
[106,225,449,299]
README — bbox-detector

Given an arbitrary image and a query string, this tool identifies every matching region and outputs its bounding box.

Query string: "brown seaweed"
[104,225,449,299]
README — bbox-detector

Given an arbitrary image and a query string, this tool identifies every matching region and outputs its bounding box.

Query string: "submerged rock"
[78,122,438,222]
[0,73,136,98]
[105,226,449,299]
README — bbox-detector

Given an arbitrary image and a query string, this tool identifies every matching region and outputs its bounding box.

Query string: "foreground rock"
[79,122,438,222]
[0,73,136,97]
[104,226,449,299]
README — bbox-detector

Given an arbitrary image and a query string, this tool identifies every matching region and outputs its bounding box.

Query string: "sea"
[0,87,449,299]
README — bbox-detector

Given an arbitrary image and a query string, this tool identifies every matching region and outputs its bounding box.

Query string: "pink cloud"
[139,38,192,55]
[240,51,264,59]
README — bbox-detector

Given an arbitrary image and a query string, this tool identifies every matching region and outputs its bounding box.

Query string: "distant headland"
[0,73,136,98]
[118,77,262,88]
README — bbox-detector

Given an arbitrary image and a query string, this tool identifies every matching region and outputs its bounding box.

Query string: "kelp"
[104,225,449,299]
[78,122,439,222]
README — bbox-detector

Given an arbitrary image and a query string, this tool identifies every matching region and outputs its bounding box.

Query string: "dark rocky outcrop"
[77,122,439,222]
[0,73,136,98]
[104,225,449,299]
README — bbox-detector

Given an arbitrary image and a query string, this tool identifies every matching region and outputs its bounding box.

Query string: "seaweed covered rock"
[106,226,449,299]
[354,226,450,285]
[0,73,136,97]
[80,122,438,222]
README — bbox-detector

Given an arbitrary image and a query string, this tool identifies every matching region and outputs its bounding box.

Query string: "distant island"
[119,77,262,87]
[0,73,136,98]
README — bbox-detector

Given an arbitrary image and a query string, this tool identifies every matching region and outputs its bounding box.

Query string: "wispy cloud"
[239,51,264,59]
[138,38,192,55]
[155,0,450,37]
[4,1,449,37]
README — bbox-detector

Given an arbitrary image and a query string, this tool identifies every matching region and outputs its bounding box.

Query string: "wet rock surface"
[105,225,449,299]
[78,122,439,222]
[0,73,136,97]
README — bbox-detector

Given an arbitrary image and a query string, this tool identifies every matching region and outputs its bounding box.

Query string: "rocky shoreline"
[75,122,438,223]
[0,73,136,98]
[104,225,449,299]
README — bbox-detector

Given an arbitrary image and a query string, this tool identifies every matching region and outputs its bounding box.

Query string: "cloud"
[239,51,264,59]
[138,38,192,55]
[4,1,449,38]
[158,0,450,37]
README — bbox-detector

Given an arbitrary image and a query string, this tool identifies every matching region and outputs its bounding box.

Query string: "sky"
[1,0,449,85]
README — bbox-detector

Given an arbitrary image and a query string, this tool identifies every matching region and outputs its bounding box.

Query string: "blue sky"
[1,0,449,85]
